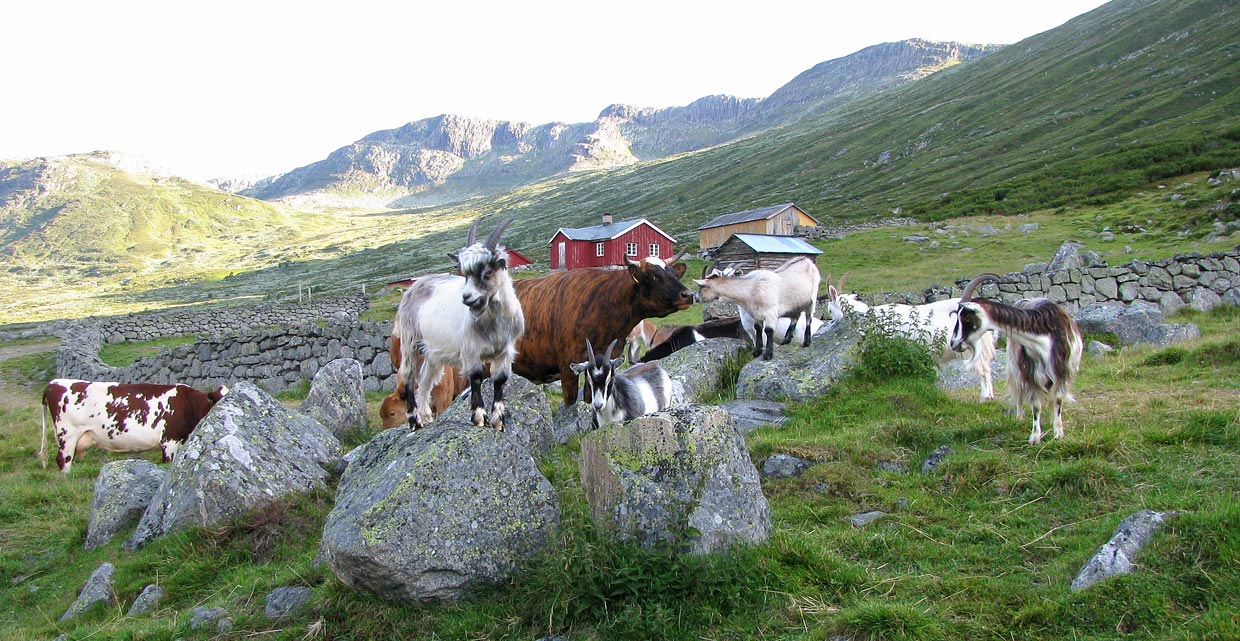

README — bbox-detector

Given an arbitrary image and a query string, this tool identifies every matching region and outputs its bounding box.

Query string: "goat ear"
[447,252,460,265]
[829,285,839,299]
[494,256,507,270]
[610,357,624,370]
[569,362,587,375]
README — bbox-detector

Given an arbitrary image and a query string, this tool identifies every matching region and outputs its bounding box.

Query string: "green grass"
[2,304,1238,640]
[97,336,201,367]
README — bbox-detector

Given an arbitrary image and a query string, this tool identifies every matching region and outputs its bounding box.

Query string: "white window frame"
[596,242,606,257]
[626,242,638,257]
[648,243,661,258]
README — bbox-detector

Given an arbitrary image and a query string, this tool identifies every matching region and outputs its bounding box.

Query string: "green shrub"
[851,308,938,384]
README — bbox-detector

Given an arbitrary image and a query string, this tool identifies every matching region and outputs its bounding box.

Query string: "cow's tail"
[38,397,49,469]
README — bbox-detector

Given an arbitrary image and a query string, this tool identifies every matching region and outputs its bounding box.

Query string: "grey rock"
[937,348,1006,394]
[217,617,234,633]
[189,606,227,630]
[127,584,166,616]
[718,399,786,434]
[736,317,861,402]
[321,419,560,602]
[85,459,166,550]
[579,405,770,554]
[1157,291,1185,317]
[551,401,594,447]
[1047,241,1086,272]
[702,299,740,322]
[656,337,750,404]
[877,461,908,474]
[126,382,343,550]
[1075,301,1165,346]
[1086,341,1114,358]
[921,445,953,474]
[1072,510,1175,590]
[264,586,313,619]
[1018,223,1041,233]
[299,358,368,438]
[762,453,814,478]
[848,511,888,528]
[436,374,555,455]
[1186,287,1222,313]
[1140,323,1201,347]
[60,562,116,621]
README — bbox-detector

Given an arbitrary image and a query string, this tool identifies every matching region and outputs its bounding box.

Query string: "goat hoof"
[762,352,773,361]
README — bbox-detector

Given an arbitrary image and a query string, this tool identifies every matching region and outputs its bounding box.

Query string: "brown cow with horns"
[511,253,696,406]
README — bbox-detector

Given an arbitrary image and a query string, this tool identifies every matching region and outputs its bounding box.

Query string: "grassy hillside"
[2,303,1237,640]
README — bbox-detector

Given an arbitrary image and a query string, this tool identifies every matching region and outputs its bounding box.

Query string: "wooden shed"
[548,214,677,270]
[709,233,823,274]
[697,202,820,250]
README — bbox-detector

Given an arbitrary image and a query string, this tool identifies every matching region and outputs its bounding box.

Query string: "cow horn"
[484,217,513,251]
[605,338,620,360]
[666,250,688,266]
[960,273,1001,302]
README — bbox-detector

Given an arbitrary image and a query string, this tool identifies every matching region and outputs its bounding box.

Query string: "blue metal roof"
[729,234,822,254]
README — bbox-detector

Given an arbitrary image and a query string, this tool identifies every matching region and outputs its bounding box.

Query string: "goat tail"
[39,397,49,469]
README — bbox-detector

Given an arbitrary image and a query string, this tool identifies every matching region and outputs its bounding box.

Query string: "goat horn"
[837,271,849,293]
[605,338,620,360]
[484,217,513,251]
[959,272,1002,302]
[466,217,481,247]
[585,338,595,363]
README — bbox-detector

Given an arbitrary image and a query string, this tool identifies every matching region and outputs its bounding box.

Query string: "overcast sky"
[0,0,1109,182]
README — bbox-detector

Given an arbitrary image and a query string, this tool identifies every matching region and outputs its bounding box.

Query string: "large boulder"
[125,382,343,550]
[718,399,787,435]
[435,374,555,456]
[299,358,368,439]
[1071,510,1175,590]
[1075,301,1164,346]
[579,405,770,554]
[1047,240,1087,272]
[657,338,750,403]
[321,419,560,602]
[735,317,860,402]
[84,459,167,550]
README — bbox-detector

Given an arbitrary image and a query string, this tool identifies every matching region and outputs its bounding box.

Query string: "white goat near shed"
[694,257,821,360]
[824,273,997,401]
[949,273,1083,445]
[571,338,672,429]
[395,216,525,431]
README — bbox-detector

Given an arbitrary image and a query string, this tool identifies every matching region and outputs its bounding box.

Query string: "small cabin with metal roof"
[548,214,676,270]
[697,202,820,250]
[708,233,823,275]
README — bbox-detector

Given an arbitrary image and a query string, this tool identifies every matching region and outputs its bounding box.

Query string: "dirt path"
[0,339,59,407]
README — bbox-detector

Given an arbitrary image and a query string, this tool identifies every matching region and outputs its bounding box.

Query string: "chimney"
[602,212,613,225]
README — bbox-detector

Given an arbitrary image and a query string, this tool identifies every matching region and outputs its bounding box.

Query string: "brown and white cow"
[379,333,468,429]
[40,379,227,473]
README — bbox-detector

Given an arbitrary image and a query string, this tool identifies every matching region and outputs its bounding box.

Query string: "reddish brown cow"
[41,379,227,473]
[511,254,695,406]
[380,333,468,429]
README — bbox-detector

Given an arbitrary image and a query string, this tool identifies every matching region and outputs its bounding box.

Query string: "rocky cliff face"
[236,39,998,210]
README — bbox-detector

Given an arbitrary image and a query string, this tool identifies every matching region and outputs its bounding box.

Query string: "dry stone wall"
[96,294,369,344]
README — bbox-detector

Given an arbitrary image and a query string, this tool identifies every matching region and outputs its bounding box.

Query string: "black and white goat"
[571,338,672,428]
[693,256,821,360]
[824,273,997,401]
[395,216,525,431]
[949,273,1083,444]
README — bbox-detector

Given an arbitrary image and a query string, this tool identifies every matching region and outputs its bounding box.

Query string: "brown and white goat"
[949,273,1083,444]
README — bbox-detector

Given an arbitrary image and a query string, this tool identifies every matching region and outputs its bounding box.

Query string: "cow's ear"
[626,260,643,280]
[671,262,687,277]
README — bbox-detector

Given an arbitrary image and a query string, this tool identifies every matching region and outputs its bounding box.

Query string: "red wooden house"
[548,214,677,270]
[386,248,534,288]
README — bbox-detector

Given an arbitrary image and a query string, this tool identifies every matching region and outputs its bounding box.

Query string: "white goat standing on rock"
[824,273,997,401]
[694,257,821,360]
[949,273,1083,444]
[395,216,525,431]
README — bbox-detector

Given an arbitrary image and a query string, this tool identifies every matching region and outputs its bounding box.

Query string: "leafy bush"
[851,308,938,384]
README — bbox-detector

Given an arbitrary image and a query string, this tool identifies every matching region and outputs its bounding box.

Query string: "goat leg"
[468,369,488,427]
[763,326,776,360]
[403,377,422,430]
[490,371,509,432]
[752,321,765,357]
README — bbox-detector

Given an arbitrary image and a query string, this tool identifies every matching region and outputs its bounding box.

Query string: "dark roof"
[726,233,822,254]
[549,218,676,243]
[697,202,820,230]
